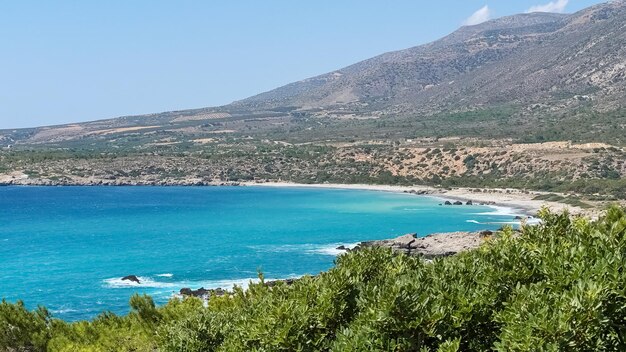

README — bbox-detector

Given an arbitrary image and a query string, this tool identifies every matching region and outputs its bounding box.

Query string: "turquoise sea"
[0,186,519,321]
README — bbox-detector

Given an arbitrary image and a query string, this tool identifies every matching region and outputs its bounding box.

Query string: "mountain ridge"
[234,1,626,117]
[1,1,625,147]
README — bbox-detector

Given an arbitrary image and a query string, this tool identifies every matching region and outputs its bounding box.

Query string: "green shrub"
[0,300,51,351]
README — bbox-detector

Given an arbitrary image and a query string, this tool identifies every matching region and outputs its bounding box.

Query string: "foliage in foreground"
[2,206,626,351]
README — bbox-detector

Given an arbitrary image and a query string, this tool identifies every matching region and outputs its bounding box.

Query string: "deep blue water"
[0,186,517,320]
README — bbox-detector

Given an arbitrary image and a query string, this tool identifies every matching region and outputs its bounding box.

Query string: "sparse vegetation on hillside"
[2,138,624,201]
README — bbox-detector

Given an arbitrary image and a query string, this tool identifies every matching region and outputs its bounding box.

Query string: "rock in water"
[121,275,140,284]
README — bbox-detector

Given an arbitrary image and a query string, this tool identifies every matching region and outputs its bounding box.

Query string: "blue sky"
[0,0,605,129]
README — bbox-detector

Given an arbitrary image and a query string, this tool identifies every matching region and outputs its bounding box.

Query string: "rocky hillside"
[236,1,626,116]
[1,1,625,148]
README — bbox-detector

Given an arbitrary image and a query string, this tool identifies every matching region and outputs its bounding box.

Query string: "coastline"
[240,181,598,218]
[0,175,601,218]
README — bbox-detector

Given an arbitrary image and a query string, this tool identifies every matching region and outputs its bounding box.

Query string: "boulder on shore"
[480,230,494,237]
[121,275,140,284]
[444,201,452,205]
[453,201,463,205]
[179,287,226,298]
[356,231,486,259]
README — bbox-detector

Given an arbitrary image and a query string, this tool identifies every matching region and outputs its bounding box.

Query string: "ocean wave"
[466,219,518,226]
[491,219,541,225]
[103,276,267,291]
[467,218,542,226]
[103,276,176,288]
[50,307,79,314]
[156,273,173,278]
[190,278,261,290]
[249,242,359,256]
[471,205,524,217]
[306,243,360,256]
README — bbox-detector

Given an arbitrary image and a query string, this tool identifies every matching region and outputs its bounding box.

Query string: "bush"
[0,300,51,351]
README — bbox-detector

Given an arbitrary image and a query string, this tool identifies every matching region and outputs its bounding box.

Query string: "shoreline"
[240,181,592,217]
[0,178,600,217]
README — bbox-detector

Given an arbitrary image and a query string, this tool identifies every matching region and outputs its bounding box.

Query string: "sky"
[0,0,606,129]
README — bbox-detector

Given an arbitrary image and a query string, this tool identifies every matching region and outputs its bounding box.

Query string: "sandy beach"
[241,181,601,218]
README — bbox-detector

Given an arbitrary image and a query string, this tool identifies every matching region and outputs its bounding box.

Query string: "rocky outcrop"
[121,275,140,284]
[179,287,226,298]
[180,278,300,300]
[404,189,435,195]
[356,231,490,259]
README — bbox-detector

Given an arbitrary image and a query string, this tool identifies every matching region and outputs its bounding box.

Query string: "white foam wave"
[307,243,359,256]
[103,276,176,288]
[50,308,79,314]
[103,276,266,292]
[467,218,542,226]
[249,244,300,253]
[249,242,359,256]
[156,273,173,278]
[192,278,260,290]
[472,205,524,217]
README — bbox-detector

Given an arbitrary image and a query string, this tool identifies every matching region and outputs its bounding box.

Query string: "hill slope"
[2,1,626,147]
[236,1,626,116]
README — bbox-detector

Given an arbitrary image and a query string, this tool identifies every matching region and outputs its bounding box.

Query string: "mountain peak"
[234,1,626,116]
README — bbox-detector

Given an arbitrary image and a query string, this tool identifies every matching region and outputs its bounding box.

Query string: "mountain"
[235,1,626,116]
[1,1,626,147]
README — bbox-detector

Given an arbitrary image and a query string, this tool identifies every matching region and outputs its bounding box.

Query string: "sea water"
[0,186,520,320]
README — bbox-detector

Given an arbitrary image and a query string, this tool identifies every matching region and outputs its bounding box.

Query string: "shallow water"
[0,186,517,320]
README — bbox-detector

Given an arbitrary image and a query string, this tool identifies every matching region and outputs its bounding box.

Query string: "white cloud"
[463,5,492,26]
[526,0,569,13]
